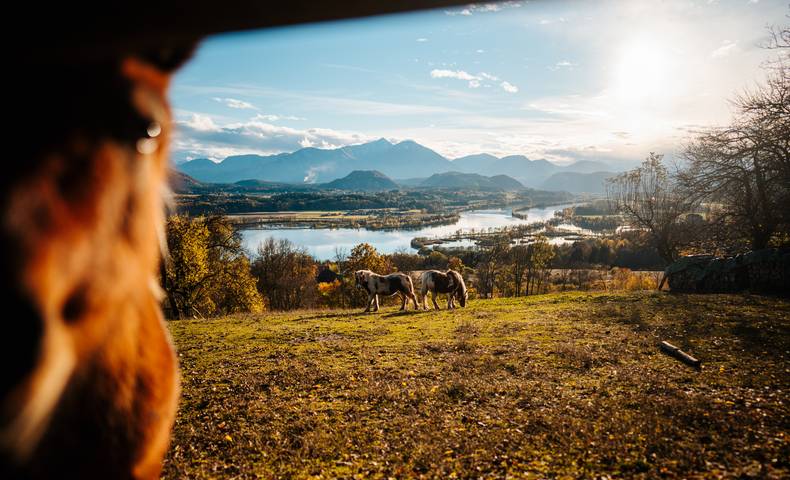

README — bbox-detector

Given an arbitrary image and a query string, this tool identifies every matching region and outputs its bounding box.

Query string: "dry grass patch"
[163,292,790,479]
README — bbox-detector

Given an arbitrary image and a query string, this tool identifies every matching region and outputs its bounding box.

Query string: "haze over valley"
[178,138,617,193]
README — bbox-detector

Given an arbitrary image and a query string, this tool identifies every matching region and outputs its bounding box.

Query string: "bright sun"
[612,36,673,105]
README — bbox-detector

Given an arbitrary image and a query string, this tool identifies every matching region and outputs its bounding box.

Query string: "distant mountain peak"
[420,171,524,191]
[345,169,389,178]
[323,170,399,191]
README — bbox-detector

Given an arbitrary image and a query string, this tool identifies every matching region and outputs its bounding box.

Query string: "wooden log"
[659,341,702,369]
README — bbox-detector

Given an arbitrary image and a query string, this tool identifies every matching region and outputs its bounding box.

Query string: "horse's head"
[457,288,469,307]
[354,270,371,288]
[1,46,194,477]
[450,271,468,307]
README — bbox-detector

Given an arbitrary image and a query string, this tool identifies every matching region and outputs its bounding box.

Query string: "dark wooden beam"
[20,1,471,62]
[659,341,702,370]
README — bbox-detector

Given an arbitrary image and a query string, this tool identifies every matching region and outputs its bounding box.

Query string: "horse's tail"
[404,274,415,293]
[418,271,428,296]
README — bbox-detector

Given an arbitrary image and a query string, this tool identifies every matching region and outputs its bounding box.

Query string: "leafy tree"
[447,256,464,273]
[163,215,264,318]
[251,238,318,310]
[345,243,393,274]
[425,250,449,269]
[390,248,423,272]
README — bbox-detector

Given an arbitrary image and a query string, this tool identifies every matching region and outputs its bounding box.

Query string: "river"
[241,203,579,260]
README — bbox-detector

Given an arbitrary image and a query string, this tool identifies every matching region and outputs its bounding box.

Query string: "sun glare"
[612,36,673,105]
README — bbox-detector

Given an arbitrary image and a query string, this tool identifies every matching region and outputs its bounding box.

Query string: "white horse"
[420,269,468,310]
[354,270,419,312]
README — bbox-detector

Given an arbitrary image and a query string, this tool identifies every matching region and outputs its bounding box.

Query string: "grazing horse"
[420,269,468,310]
[354,270,419,312]
[1,48,195,479]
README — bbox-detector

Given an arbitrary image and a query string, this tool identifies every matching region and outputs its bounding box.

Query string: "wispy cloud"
[182,113,221,131]
[539,17,567,25]
[173,113,370,162]
[711,40,738,58]
[500,81,519,93]
[213,97,257,110]
[549,60,578,70]
[525,95,609,118]
[252,113,305,122]
[445,2,522,16]
[430,69,518,93]
[430,69,482,87]
[416,37,428,42]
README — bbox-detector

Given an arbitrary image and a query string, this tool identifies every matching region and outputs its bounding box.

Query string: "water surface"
[241,204,578,260]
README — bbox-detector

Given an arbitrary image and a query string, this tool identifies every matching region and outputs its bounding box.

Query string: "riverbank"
[239,204,582,260]
[227,209,461,231]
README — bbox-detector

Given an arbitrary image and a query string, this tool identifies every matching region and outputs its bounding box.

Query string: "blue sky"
[170,0,788,166]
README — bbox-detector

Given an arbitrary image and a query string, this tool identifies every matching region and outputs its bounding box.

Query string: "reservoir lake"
[241,204,580,260]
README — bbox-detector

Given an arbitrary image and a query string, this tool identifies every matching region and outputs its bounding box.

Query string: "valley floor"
[163,292,789,479]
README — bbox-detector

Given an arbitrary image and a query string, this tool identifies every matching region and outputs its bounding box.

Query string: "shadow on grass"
[596,292,790,358]
[381,309,432,319]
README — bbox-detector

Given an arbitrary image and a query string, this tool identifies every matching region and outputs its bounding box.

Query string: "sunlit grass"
[163,292,789,479]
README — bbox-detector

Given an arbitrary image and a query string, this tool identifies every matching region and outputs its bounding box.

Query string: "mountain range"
[178,138,621,193]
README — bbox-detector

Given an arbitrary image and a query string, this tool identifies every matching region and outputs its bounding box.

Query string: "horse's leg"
[373,294,380,312]
[399,292,406,311]
[448,294,454,310]
[410,291,419,310]
[364,294,373,312]
[432,291,440,310]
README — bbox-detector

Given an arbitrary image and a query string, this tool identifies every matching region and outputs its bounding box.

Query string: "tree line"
[160,215,664,318]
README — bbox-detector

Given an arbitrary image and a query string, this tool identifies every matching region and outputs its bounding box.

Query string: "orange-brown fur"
[1,53,191,478]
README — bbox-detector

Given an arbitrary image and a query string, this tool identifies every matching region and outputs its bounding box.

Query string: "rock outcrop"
[663,248,790,294]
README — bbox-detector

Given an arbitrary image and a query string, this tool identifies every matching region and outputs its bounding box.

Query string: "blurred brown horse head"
[0,45,195,478]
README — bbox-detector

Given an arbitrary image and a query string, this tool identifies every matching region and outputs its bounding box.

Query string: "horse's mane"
[448,270,467,294]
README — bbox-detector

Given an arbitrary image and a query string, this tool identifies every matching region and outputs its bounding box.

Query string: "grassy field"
[162,292,789,479]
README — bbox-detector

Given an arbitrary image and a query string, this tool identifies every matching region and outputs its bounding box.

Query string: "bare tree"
[509,245,529,296]
[524,236,555,295]
[679,67,789,250]
[607,153,698,265]
[763,12,789,53]
[475,238,509,298]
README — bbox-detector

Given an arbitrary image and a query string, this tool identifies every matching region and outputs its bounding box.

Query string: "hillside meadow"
[162,292,789,479]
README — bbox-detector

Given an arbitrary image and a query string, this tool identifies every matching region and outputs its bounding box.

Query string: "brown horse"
[420,270,468,310]
[1,49,194,479]
[355,270,419,312]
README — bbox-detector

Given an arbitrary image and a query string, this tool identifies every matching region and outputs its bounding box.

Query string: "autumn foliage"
[163,215,264,318]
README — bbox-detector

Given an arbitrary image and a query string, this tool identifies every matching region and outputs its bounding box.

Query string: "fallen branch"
[660,341,701,369]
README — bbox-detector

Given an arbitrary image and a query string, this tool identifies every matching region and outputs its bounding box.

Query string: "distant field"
[227,211,372,220]
[163,292,789,479]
